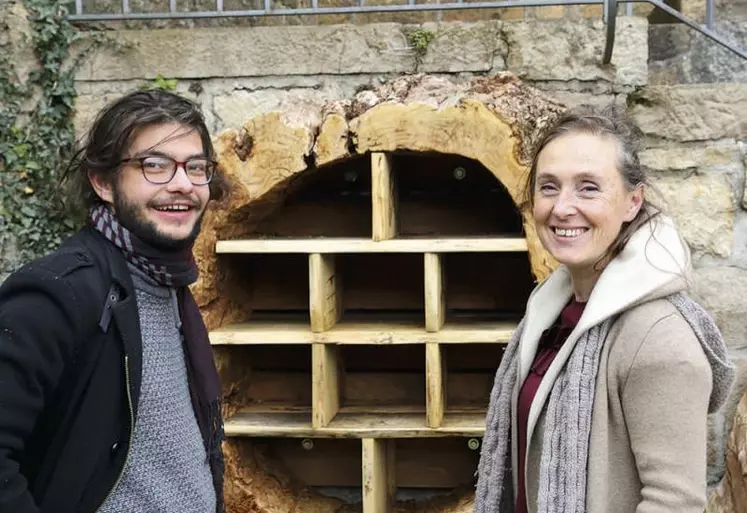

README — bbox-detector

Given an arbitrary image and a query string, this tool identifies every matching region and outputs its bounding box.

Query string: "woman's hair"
[62,89,229,218]
[521,105,661,267]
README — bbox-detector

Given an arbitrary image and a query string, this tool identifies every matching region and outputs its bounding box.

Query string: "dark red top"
[516,299,586,513]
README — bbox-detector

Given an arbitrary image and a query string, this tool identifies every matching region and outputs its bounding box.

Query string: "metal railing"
[67,0,747,62]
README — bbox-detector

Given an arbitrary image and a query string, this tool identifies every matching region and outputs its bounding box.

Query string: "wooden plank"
[210,320,517,345]
[426,343,446,429]
[362,438,394,513]
[371,152,397,241]
[216,237,528,254]
[424,253,445,332]
[224,410,486,438]
[312,344,340,428]
[308,253,341,332]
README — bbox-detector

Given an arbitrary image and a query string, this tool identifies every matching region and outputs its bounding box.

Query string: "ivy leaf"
[13,143,29,158]
[20,205,36,218]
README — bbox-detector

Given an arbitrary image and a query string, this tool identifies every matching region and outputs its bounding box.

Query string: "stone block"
[535,5,566,20]
[692,267,747,350]
[499,7,526,21]
[419,21,504,73]
[503,17,647,86]
[76,22,507,81]
[640,143,745,174]
[538,90,623,110]
[73,93,122,142]
[648,22,747,85]
[651,172,735,258]
[580,5,603,18]
[631,84,747,142]
[213,87,340,131]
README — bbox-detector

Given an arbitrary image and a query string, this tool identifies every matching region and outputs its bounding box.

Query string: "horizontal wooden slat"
[224,410,486,438]
[216,237,527,254]
[210,320,516,345]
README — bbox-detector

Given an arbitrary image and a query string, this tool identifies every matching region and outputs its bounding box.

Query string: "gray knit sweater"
[98,268,216,513]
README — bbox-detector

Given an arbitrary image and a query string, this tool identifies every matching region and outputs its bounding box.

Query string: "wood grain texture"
[312,344,341,428]
[362,438,395,513]
[309,253,341,332]
[424,253,446,332]
[371,152,397,241]
[426,343,446,428]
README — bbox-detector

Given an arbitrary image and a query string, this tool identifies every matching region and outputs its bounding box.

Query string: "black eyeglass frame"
[119,155,217,186]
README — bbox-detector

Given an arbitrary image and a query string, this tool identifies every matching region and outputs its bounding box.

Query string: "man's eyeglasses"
[119,155,216,186]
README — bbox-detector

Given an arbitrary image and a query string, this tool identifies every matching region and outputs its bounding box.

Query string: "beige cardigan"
[516,217,719,513]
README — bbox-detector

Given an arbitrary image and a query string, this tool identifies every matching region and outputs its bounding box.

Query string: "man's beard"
[112,184,205,252]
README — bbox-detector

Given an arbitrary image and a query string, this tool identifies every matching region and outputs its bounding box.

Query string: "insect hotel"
[192,74,561,513]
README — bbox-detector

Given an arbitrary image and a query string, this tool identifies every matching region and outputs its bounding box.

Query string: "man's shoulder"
[3,228,112,298]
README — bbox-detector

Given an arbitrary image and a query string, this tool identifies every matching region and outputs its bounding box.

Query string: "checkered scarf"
[89,204,197,287]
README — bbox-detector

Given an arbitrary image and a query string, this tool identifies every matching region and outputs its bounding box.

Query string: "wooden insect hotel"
[192,74,563,513]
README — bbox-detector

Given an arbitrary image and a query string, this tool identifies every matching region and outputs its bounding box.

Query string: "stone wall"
[4,0,747,490]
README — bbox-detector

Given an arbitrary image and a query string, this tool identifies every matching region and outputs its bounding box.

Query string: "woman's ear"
[624,183,645,222]
[88,171,114,205]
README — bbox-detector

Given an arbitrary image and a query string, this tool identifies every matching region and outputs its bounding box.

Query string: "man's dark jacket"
[0,227,224,513]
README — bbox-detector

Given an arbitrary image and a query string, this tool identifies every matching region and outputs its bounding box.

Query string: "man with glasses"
[0,90,229,513]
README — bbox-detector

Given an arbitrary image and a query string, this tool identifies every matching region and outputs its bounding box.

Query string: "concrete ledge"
[76,19,647,86]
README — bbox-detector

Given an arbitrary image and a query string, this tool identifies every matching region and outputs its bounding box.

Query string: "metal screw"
[468,438,480,451]
[301,438,314,451]
[453,166,467,180]
[344,170,358,183]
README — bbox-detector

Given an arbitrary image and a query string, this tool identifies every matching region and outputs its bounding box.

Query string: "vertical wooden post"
[371,152,397,241]
[312,344,341,428]
[426,343,446,429]
[309,253,341,333]
[362,438,395,513]
[424,252,445,332]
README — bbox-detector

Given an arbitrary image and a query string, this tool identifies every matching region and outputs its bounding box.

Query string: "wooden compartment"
[392,152,524,237]
[217,344,312,419]
[340,345,426,412]
[339,253,425,319]
[263,437,363,487]
[394,437,480,489]
[219,253,310,321]
[444,343,504,413]
[443,252,533,321]
[251,155,372,238]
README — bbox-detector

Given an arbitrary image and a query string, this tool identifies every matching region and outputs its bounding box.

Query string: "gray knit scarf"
[474,291,734,513]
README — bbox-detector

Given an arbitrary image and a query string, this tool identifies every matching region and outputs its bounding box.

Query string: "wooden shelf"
[224,410,486,438]
[210,320,517,345]
[216,236,527,254]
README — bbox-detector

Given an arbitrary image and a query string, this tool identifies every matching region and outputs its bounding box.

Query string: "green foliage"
[140,73,178,92]
[0,1,103,268]
[406,27,436,69]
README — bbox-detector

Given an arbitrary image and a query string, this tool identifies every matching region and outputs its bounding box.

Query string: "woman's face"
[532,132,644,277]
